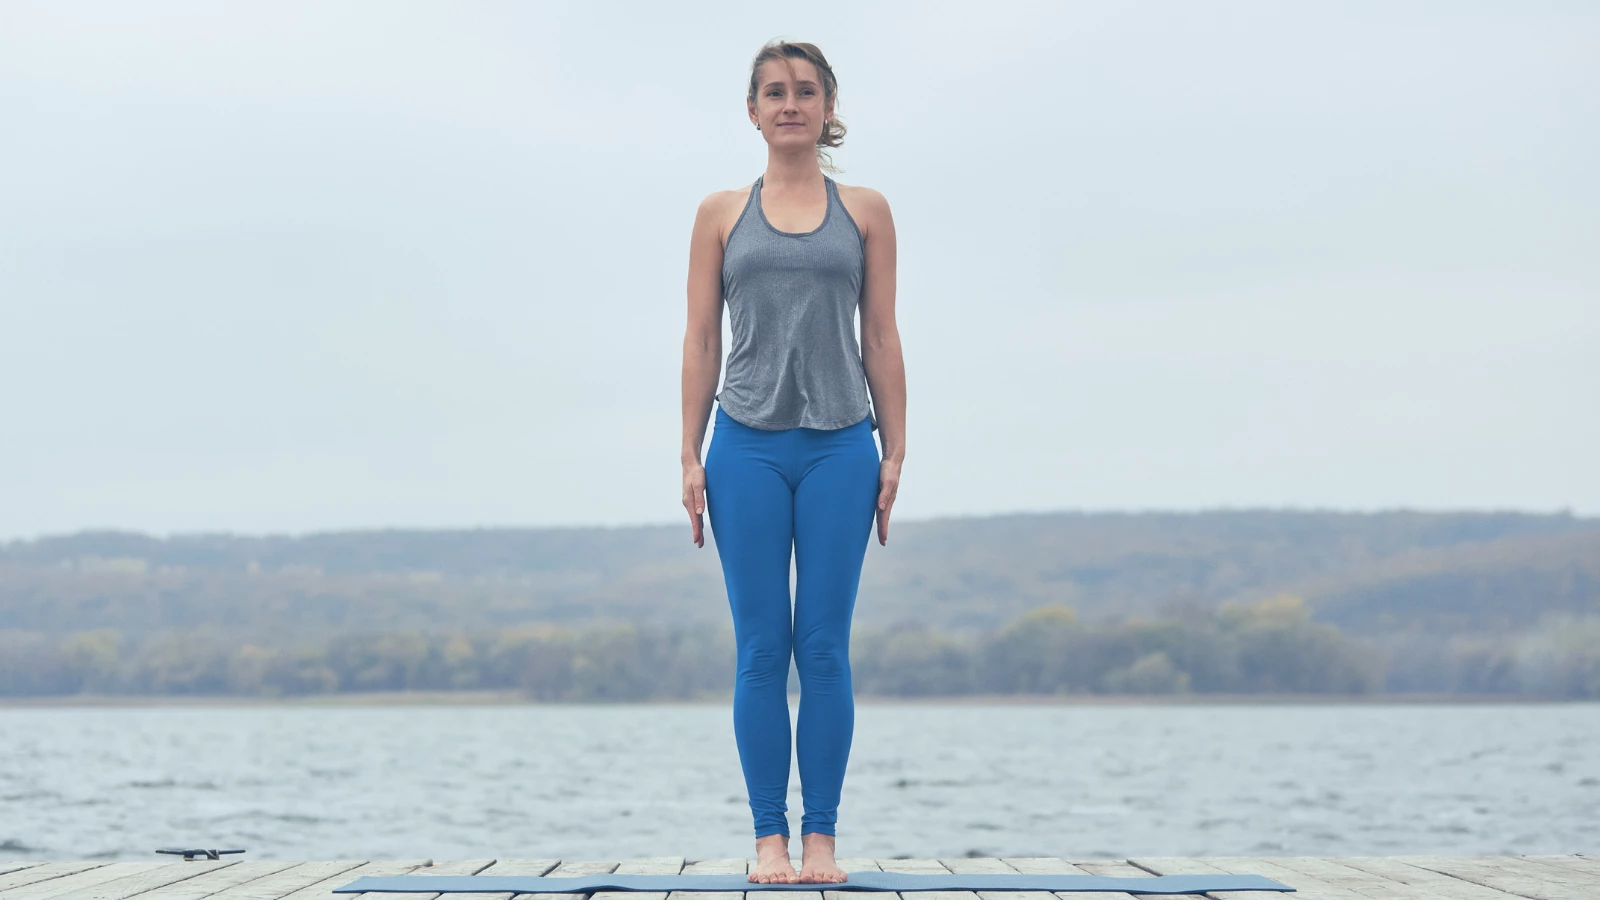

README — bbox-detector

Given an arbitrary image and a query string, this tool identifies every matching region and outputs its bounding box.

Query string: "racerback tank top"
[715,173,878,432]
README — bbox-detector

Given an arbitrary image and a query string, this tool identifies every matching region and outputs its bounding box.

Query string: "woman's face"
[749,57,829,149]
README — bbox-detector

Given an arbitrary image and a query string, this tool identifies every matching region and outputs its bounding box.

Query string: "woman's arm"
[853,187,905,545]
[681,191,728,548]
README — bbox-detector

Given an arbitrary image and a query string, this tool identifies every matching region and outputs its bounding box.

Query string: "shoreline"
[0,690,1584,708]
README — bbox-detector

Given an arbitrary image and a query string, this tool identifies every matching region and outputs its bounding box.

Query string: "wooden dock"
[1,855,1596,900]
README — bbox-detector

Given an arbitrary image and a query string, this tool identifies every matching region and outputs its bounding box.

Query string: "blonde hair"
[747,39,847,173]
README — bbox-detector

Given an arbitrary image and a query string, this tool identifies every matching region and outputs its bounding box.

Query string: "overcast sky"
[1,1,1595,540]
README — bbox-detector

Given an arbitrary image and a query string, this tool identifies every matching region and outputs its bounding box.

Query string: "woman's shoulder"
[697,181,757,215]
[694,182,759,250]
[831,180,889,207]
[830,180,892,239]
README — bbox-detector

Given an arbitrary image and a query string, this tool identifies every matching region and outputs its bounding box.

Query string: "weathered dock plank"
[68,861,249,900]
[942,854,1055,900]
[1464,855,1598,887]
[1525,854,1600,879]
[1003,856,1140,900]
[0,868,40,881]
[1396,856,1593,900]
[1258,857,1471,900]
[878,857,967,900]
[268,860,433,900]
[1215,857,1396,900]
[1134,856,1362,900]
[667,858,747,900]
[87,860,302,900]
[516,860,621,900]
[0,861,225,900]
[937,859,1015,874]
[0,861,110,893]
[831,859,881,875]
[344,859,494,900]
[591,856,688,900]
[176,861,368,900]
[1335,857,1544,900]
[874,859,947,874]
[1072,859,1204,900]
[434,858,558,900]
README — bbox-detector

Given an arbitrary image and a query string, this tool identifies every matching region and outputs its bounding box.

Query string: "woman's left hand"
[875,458,900,545]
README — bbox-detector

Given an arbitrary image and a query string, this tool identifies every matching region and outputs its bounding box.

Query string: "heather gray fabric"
[333,872,1296,894]
[716,173,877,432]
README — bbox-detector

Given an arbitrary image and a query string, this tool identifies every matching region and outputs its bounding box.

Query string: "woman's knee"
[793,636,850,686]
[736,633,793,685]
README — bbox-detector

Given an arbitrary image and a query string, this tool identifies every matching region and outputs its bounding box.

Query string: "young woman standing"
[679,40,907,886]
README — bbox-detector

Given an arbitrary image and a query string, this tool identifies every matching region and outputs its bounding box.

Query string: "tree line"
[2,596,1596,700]
[6,512,1596,642]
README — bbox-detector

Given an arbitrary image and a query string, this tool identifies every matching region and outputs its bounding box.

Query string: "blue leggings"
[703,403,880,838]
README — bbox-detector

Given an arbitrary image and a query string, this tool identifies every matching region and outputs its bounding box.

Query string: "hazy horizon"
[3,1,1595,540]
[4,502,1594,544]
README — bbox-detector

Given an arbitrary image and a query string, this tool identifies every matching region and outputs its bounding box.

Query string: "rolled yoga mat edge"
[331,871,1296,893]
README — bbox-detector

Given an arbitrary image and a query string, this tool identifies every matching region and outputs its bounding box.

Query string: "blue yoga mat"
[332,871,1295,893]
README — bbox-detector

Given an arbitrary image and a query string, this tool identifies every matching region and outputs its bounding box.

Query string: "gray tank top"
[716,173,877,431]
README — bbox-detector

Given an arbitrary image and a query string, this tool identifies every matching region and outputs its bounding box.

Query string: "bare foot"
[749,833,799,884]
[797,832,847,884]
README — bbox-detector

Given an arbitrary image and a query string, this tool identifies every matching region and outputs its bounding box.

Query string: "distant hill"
[3,509,1596,640]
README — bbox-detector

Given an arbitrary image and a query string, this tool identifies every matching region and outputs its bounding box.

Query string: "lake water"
[1,701,1596,862]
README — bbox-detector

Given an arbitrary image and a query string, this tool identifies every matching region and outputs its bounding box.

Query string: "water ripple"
[0,702,1595,861]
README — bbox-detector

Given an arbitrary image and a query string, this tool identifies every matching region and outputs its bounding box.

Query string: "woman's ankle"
[799,831,836,851]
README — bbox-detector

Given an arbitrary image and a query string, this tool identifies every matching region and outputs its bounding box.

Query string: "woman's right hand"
[683,461,708,547]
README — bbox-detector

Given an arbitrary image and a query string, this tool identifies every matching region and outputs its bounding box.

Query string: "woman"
[679,39,906,885]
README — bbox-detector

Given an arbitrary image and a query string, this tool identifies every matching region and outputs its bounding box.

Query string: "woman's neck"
[763,148,824,189]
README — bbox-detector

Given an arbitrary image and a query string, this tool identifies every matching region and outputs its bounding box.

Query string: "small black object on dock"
[155,848,247,861]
